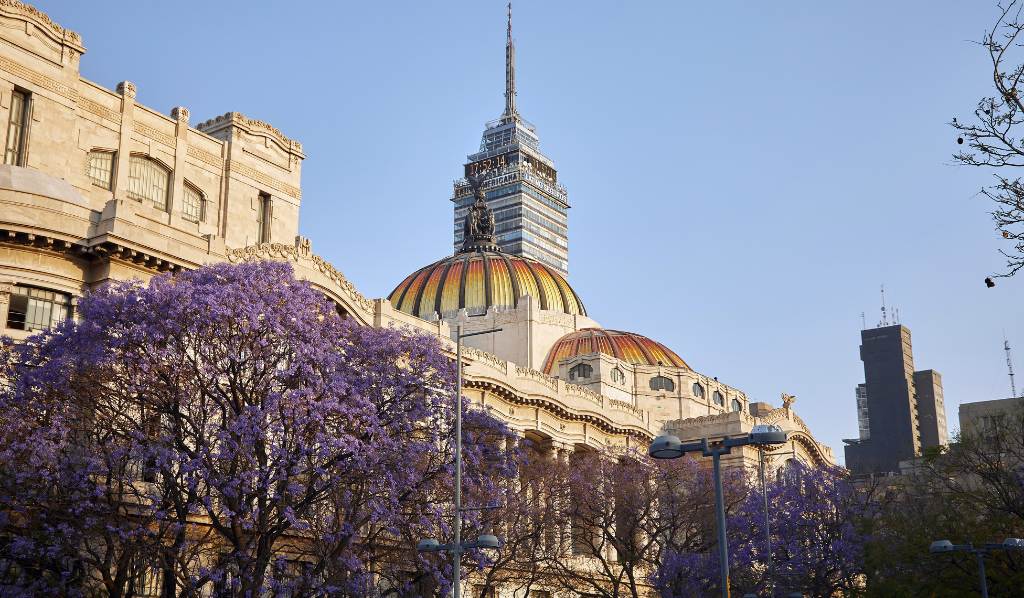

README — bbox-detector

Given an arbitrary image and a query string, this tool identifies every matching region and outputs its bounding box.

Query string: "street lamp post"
[758,445,796,598]
[929,538,1024,598]
[758,447,772,596]
[650,425,788,598]
[418,325,502,598]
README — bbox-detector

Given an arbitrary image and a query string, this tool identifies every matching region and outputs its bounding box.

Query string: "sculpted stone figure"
[462,174,497,250]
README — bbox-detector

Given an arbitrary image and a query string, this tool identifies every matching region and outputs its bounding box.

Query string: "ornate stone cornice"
[225,238,373,316]
[0,0,83,49]
[464,378,654,444]
[0,228,181,273]
[196,112,303,157]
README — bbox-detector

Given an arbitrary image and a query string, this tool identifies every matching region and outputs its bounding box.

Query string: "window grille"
[650,375,675,392]
[182,183,203,222]
[86,150,114,189]
[126,155,170,210]
[569,363,592,381]
[5,285,70,332]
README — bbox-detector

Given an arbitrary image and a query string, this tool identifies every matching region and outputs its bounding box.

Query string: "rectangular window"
[4,89,30,166]
[86,150,115,189]
[182,184,203,223]
[5,285,70,332]
[257,192,272,243]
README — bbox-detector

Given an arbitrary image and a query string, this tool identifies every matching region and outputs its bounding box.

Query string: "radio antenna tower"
[861,312,866,330]
[879,285,889,327]
[1005,335,1018,398]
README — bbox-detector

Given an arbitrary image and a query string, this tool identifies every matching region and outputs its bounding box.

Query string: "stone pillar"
[0,280,12,330]
[112,82,136,200]
[169,106,190,224]
[553,443,573,554]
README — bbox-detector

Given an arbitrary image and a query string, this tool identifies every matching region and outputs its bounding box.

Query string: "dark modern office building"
[914,369,948,450]
[843,324,947,475]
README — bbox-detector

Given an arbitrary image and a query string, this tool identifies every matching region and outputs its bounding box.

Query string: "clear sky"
[35,1,1022,461]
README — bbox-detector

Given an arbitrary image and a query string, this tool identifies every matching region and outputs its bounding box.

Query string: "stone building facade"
[0,1,836,595]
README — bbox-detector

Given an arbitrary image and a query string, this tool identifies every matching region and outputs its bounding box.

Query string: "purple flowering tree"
[0,261,515,597]
[541,450,728,598]
[729,463,867,596]
[655,462,868,597]
[649,459,749,598]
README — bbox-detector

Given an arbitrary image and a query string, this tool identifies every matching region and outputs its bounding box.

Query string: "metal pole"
[453,325,462,598]
[760,448,773,597]
[976,551,988,598]
[713,450,731,598]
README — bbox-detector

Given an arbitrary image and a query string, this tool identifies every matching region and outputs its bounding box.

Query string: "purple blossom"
[1,261,515,597]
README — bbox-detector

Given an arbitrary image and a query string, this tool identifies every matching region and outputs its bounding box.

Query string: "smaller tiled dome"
[543,328,690,374]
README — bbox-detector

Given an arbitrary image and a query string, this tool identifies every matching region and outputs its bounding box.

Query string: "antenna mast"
[879,284,889,327]
[1006,335,1018,398]
[502,1,518,122]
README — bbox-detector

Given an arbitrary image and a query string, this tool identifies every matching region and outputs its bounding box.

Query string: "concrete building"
[0,1,836,595]
[959,396,1024,438]
[843,324,947,475]
[914,369,948,449]
[451,4,570,276]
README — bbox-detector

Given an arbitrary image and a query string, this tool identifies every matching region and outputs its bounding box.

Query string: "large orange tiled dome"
[388,247,587,320]
[542,328,689,374]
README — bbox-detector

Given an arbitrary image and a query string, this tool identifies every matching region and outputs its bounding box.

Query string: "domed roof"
[542,328,690,374]
[388,247,587,320]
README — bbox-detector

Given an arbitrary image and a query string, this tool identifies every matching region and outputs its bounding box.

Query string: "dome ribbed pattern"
[542,328,690,374]
[388,248,586,320]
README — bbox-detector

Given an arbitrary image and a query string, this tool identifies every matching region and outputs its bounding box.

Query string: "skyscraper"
[914,369,948,449]
[843,324,947,475]
[451,3,570,276]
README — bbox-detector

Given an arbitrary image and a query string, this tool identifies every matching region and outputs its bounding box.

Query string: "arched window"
[86,149,115,190]
[650,375,674,392]
[569,363,593,381]
[732,398,742,412]
[713,390,725,406]
[692,382,705,399]
[5,284,71,332]
[610,367,625,384]
[127,154,170,210]
[182,182,204,223]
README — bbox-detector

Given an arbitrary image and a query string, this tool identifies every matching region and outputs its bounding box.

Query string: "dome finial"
[462,174,499,252]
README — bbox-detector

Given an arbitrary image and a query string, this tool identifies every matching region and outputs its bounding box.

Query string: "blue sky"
[36,1,1021,460]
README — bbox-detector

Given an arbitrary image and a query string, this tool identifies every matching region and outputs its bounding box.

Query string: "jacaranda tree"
[654,462,868,597]
[0,261,514,597]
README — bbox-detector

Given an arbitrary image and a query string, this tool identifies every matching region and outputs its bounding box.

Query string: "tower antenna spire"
[503,1,518,122]
[1005,334,1018,398]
